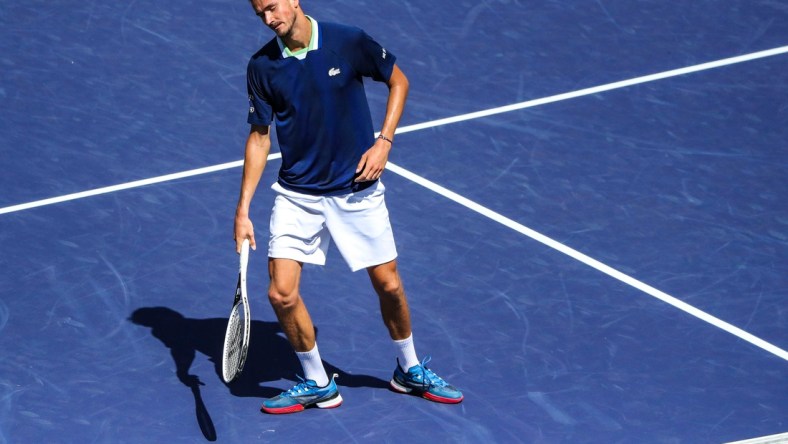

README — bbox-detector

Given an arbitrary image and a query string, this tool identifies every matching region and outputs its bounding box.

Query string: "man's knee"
[369,261,405,298]
[382,277,404,297]
[268,283,300,309]
[268,259,302,309]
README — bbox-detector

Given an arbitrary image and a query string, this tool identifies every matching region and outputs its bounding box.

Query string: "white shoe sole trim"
[316,393,343,408]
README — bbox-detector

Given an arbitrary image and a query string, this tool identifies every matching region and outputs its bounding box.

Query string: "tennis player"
[233,0,463,414]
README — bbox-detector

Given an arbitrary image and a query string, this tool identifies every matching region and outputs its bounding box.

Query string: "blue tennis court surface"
[1,1,786,443]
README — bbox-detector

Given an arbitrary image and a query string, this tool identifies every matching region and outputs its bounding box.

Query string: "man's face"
[250,0,297,37]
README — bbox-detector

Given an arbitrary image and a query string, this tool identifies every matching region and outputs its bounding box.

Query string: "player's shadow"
[129,306,388,439]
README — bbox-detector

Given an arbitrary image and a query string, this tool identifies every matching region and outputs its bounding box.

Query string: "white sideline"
[386,162,788,361]
[724,432,788,444]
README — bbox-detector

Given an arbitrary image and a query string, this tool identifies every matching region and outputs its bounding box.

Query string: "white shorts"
[268,180,398,272]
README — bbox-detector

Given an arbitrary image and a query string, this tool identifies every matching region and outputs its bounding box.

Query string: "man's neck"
[282,14,312,52]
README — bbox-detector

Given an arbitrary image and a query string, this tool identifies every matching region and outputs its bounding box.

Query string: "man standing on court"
[233,0,463,414]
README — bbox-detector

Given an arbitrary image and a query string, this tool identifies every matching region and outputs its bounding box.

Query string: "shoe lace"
[283,375,314,397]
[417,356,449,389]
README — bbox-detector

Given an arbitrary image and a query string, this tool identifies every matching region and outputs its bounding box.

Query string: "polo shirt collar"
[277,15,319,60]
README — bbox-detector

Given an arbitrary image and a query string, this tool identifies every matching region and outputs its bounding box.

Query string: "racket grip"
[239,239,250,273]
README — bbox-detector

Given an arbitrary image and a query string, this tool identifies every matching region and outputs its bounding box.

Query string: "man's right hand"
[234,214,256,253]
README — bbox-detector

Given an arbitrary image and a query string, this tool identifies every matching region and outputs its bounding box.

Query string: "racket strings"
[223,311,243,380]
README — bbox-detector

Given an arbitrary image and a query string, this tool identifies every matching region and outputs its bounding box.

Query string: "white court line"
[0,154,279,215]
[395,45,788,134]
[2,45,786,216]
[724,432,788,444]
[386,162,788,361]
[1,47,787,361]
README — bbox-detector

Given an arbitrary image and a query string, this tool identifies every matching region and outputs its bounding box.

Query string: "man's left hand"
[354,139,391,182]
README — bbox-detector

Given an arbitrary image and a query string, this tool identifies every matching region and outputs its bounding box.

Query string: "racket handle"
[240,239,250,271]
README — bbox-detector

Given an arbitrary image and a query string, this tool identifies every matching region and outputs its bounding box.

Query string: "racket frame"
[221,239,251,383]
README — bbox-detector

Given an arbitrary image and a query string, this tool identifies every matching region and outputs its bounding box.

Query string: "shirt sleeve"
[352,29,397,83]
[246,61,273,126]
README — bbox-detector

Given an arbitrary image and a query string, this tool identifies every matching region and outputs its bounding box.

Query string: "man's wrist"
[235,206,250,218]
[377,134,393,144]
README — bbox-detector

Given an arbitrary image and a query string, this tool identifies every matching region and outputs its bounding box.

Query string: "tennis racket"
[221,239,251,383]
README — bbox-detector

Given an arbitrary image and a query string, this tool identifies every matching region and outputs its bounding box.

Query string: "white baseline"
[4,46,787,215]
[1,47,787,361]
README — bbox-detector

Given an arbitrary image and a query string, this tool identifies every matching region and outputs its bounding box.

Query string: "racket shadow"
[130,306,389,440]
[129,306,389,398]
[129,306,294,399]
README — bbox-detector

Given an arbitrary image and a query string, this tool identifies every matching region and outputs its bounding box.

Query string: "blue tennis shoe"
[390,357,464,404]
[261,374,342,414]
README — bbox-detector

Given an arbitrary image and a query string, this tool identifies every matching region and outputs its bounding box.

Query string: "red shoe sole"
[260,398,343,414]
[260,404,305,414]
[424,392,464,404]
[390,381,464,404]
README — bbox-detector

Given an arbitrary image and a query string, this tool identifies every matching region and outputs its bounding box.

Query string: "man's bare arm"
[355,64,409,182]
[234,124,271,252]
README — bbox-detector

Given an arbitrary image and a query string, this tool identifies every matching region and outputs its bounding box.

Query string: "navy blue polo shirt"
[246,18,397,195]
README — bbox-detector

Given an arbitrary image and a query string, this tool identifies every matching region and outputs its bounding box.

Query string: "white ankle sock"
[393,334,420,371]
[295,343,329,387]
